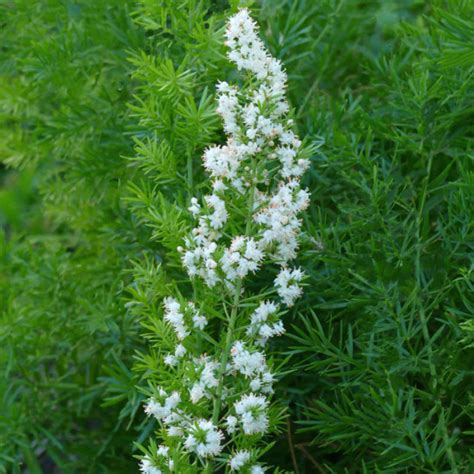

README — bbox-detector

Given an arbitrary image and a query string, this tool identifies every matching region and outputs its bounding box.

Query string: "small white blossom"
[255,182,310,264]
[175,343,186,358]
[139,456,162,474]
[225,9,286,87]
[144,391,180,421]
[247,301,284,346]
[206,193,228,230]
[221,236,264,282]
[184,419,224,458]
[226,415,238,434]
[188,357,219,404]
[157,445,169,457]
[167,425,184,437]
[231,341,267,377]
[229,450,252,470]
[234,393,269,435]
[204,144,243,181]
[164,354,177,367]
[188,197,201,216]
[216,83,239,135]
[189,384,205,404]
[192,311,207,330]
[163,297,189,340]
[274,267,304,306]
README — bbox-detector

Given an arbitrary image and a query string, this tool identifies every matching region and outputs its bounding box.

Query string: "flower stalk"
[140,8,311,473]
[212,280,242,426]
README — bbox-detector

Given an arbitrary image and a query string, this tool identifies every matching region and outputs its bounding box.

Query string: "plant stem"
[287,418,300,474]
[204,282,242,474]
[187,147,194,196]
[212,280,242,425]
[206,166,257,473]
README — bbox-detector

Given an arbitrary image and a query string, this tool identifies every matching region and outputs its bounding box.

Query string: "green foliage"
[120,0,232,452]
[266,0,474,472]
[1,0,473,472]
[0,0,145,471]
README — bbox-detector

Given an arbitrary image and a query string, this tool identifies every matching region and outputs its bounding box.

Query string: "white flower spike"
[140,8,311,472]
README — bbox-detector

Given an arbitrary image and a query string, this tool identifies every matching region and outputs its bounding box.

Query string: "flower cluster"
[182,8,309,295]
[140,8,311,473]
[246,301,284,347]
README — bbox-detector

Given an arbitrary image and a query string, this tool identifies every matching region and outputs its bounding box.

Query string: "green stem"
[187,149,194,196]
[206,166,257,473]
[186,147,199,307]
[212,280,242,425]
[202,283,241,474]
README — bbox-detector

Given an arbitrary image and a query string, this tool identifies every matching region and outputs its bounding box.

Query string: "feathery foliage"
[0,0,472,472]
[0,1,145,471]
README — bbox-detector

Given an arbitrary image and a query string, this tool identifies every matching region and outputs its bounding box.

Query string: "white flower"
[201,359,219,387]
[250,378,261,391]
[247,301,284,346]
[250,301,279,323]
[216,83,239,135]
[157,445,169,457]
[184,419,224,458]
[220,237,264,282]
[231,341,267,377]
[213,179,227,192]
[255,182,310,264]
[274,267,304,306]
[167,425,183,437]
[259,321,285,340]
[225,9,286,87]
[276,145,309,178]
[175,343,186,358]
[234,393,269,435]
[163,297,189,340]
[250,465,266,474]
[226,415,238,434]
[229,450,251,470]
[206,193,228,230]
[203,144,243,181]
[250,369,275,394]
[189,383,205,404]
[188,197,201,216]
[188,356,219,404]
[139,456,162,474]
[192,311,207,330]
[144,391,180,421]
[164,354,177,367]
[182,240,221,287]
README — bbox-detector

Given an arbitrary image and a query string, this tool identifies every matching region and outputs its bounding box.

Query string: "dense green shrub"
[279,2,474,472]
[1,0,473,472]
[0,1,145,471]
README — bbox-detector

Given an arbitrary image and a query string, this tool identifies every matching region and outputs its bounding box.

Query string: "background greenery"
[1,0,472,472]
